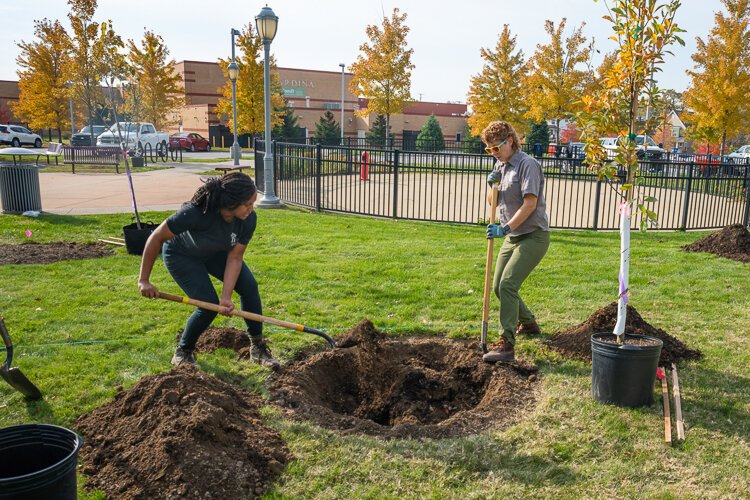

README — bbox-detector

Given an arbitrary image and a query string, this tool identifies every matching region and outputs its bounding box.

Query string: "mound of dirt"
[0,242,114,265]
[269,320,538,439]
[682,224,750,263]
[75,367,290,499]
[547,302,702,366]
[176,327,251,354]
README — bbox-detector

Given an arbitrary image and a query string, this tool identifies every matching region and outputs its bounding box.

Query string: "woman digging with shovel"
[137,172,279,370]
[482,121,550,363]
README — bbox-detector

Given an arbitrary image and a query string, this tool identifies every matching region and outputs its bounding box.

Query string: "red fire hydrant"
[360,151,370,181]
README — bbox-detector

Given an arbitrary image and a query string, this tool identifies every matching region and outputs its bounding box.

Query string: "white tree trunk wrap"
[613,202,631,340]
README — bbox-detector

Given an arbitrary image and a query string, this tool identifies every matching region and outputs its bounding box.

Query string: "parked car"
[70,125,108,147]
[728,145,750,163]
[0,124,42,148]
[169,132,211,152]
[97,122,169,154]
[599,135,665,159]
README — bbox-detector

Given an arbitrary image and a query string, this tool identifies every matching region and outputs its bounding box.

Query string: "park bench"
[44,142,64,165]
[214,165,247,175]
[62,146,122,174]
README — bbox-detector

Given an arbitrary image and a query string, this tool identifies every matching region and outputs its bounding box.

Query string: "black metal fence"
[255,140,750,231]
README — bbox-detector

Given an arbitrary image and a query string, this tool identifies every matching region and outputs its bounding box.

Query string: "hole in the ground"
[270,320,539,439]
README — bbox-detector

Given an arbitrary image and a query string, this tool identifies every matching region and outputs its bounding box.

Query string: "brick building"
[1,62,469,146]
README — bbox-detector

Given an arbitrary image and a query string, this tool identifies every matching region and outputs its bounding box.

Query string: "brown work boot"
[250,336,280,371]
[516,321,541,336]
[482,338,515,363]
[171,346,198,367]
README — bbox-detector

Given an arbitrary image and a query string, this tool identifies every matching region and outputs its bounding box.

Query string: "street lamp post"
[339,63,345,145]
[255,5,281,207]
[67,82,75,134]
[228,28,241,166]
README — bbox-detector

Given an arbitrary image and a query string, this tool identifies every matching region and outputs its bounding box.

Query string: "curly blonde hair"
[481,121,521,153]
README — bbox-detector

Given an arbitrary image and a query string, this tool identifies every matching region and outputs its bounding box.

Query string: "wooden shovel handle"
[156,292,335,347]
[481,186,499,353]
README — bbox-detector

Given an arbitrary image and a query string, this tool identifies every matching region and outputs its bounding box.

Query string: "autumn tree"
[416,114,445,151]
[684,0,750,156]
[313,111,341,146]
[524,18,591,145]
[215,23,284,137]
[67,0,113,144]
[350,8,414,143]
[466,25,527,138]
[578,0,684,342]
[560,122,582,143]
[126,30,184,131]
[13,19,71,140]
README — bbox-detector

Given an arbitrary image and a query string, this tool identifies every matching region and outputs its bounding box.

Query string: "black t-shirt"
[164,204,256,259]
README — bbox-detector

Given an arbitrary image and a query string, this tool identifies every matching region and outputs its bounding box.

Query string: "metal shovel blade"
[0,318,42,400]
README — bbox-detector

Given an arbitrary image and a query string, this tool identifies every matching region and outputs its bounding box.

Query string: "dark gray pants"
[163,249,262,350]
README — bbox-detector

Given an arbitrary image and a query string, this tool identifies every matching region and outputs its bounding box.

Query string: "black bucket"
[122,222,157,255]
[0,424,83,499]
[591,332,663,408]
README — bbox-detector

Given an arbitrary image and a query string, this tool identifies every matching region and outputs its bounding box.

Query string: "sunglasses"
[485,138,509,154]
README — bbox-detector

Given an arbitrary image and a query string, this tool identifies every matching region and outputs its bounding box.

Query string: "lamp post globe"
[255,5,282,207]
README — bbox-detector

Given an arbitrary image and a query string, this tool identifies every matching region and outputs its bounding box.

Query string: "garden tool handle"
[0,317,14,370]
[481,187,499,353]
[156,292,335,348]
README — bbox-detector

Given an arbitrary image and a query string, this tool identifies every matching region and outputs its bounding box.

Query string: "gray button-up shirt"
[495,150,550,235]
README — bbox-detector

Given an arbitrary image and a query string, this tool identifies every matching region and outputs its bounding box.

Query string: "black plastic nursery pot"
[591,332,663,408]
[0,424,83,499]
[122,222,157,255]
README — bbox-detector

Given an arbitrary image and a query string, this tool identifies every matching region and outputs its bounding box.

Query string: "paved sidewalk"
[38,160,252,215]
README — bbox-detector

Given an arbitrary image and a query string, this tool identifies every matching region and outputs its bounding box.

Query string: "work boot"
[516,321,541,336]
[171,346,197,367]
[250,336,280,371]
[482,338,515,363]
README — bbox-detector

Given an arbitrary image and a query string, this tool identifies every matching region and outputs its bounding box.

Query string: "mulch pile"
[0,242,114,265]
[75,367,291,499]
[177,327,251,354]
[547,302,702,366]
[269,319,539,439]
[682,223,750,263]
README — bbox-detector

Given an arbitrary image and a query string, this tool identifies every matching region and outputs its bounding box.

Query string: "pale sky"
[2,0,724,103]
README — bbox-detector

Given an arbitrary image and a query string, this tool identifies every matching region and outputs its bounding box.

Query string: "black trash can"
[0,164,42,214]
[0,424,83,499]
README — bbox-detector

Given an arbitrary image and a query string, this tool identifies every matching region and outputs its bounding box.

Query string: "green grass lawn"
[1,209,748,497]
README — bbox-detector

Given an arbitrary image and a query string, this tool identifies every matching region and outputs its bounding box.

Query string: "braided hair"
[190,172,257,214]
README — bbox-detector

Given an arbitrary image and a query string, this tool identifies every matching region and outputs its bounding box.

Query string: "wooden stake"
[109,236,125,242]
[98,239,126,246]
[672,363,685,441]
[660,371,672,443]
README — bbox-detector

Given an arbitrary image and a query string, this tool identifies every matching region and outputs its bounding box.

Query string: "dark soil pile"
[177,327,251,354]
[75,367,291,499]
[269,319,539,439]
[0,242,114,265]
[547,302,702,366]
[682,224,750,263]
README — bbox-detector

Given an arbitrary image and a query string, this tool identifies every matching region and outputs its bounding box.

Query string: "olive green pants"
[493,229,550,346]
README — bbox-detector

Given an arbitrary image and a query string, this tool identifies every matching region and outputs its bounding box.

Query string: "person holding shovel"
[482,121,550,363]
[137,172,279,370]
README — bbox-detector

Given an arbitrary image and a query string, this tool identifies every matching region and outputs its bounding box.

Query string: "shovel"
[481,185,499,354]
[0,317,42,400]
[156,292,336,348]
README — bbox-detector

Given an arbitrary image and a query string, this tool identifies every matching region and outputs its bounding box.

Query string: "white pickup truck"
[97,122,169,154]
